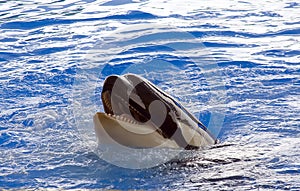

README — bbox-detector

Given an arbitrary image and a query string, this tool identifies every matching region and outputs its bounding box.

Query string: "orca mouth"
[101,74,153,125]
[101,90,149,125]
[101,91,139,125]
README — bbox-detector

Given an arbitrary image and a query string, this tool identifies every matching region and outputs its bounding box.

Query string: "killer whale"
[93,74,216,150]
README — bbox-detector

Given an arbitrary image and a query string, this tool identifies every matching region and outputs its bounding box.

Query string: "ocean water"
[0,0,299,190]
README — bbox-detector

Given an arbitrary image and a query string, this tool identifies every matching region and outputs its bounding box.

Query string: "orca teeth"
[105,113,138,124]
[102,91,113,113]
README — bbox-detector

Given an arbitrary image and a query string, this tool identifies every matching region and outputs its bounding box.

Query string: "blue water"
[1,0,299,190]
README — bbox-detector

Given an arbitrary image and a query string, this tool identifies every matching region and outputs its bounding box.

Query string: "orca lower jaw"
[93,112,180,149]
[94,110,214,150]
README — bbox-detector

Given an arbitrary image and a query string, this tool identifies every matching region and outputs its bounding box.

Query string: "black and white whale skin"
[93,74,216,150]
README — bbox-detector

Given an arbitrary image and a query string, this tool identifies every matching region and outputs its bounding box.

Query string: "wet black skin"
[101,74,215,150]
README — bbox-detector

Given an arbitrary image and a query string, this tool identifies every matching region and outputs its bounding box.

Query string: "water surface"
[0,0,299,190]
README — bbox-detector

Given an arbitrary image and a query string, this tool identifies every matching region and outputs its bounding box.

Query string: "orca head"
[94,73,216,149]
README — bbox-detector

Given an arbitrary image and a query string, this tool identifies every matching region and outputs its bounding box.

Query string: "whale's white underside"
[94,112,215,149]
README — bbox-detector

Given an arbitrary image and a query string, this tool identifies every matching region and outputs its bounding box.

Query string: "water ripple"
[0,11,158,30]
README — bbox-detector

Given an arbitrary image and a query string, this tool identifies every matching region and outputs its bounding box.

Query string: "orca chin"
[93,73,217,150]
